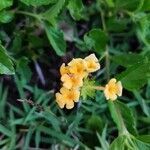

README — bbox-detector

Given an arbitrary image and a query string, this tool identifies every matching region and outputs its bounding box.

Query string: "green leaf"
[0,124,12,137]
[38,126,75,147]
[112,53,144,67]
[133,138,150,150]
[96,128,109,150]
[0,83,8,118]
[105,0,115,7]
[136,13,150,48]
[0,0,13,11]
[10,32,22,53]
[67,0,84,20]
[16,57,32,84]
[84,29,107,54]
[117,61,150,91]
[0,44,15,75]
[41,110,61,131]
[35,131,40,148]
[109,135,127,150]
[23,127,34,150]
[114,0,140,11]
[0,10,14,23]
[28,34,44,48]
[136,135,150,144]
[41,0,65,25]
[108,101,137,135]
[134,91,150,117]
[87,115,103,133]
[141,0,150,11]
[110,134,150,150]
[20,0,56,6]
[106,17,128,32]
[44,22,66,56]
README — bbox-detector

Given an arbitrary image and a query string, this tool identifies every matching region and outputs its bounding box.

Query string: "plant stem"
[105,46,110,81]
[100,9,107,33]
[100,9,110,81]
[108,101,129,135]
[15,10,41,21]
[92,86,105,91]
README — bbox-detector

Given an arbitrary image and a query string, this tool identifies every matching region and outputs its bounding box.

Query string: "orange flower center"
[76,66,83,73]
[108,84,117,93]
[67,93,74,100]
[87,61,96,69]
[68,74,77,83]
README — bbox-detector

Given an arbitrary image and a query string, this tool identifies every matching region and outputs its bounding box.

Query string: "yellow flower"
[56,54,101,109]
[60,63,70,76]
[84,54,100,73]
[104,78,122,101]
[56,87,80,109]
[68,58,87,78]
[61,73,83,89]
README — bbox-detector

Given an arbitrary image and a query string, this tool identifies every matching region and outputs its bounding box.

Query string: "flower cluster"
[56,53,123,109]
[56,54,100,109]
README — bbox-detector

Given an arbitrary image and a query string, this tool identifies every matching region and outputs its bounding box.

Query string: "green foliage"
[44,22,66,56]
[84,29,108,54]
[109,135,127,150]
[41,0,65,25]
[16,57,32,84]
[108,101,137,135]
[0,11,14,23]
[141,0,150,11]
[0,0,13,11]
[110,134,150,150]
[117,61,150,91]
[114,0,139,11]
[136,135,150,144]
[0,44,15,75]
[87,115,103,133]
[96,127,109,150]
[112,53,144,68]
[81,78,96,100]
[0,0,150,149]
[113,52,150,90]
[67,0,84,20]
[20,0,56,6]
[0,83,8,118]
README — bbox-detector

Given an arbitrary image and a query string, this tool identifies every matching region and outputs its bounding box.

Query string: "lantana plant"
[56,54,123,109]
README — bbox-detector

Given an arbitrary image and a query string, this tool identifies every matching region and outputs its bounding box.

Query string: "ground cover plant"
[0,0,150,149]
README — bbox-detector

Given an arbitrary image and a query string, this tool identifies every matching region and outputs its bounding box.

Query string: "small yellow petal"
[61,73,83,89]
[104,78,123,101]
[104,85,110,100]
[60,87,68,94]
[116,81,123,96]
[68,58,87,78]
[61,74,72,89]
[72,89,80,102]
[108,93,117,101]
[109,78,117,84]
[55,93,65,108]
[85,54,99,62]
[60,63,69,76]
[85,54,100,73]
[66,100,74,109]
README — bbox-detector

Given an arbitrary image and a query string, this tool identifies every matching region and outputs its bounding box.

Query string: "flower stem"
[92,86,105,91]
